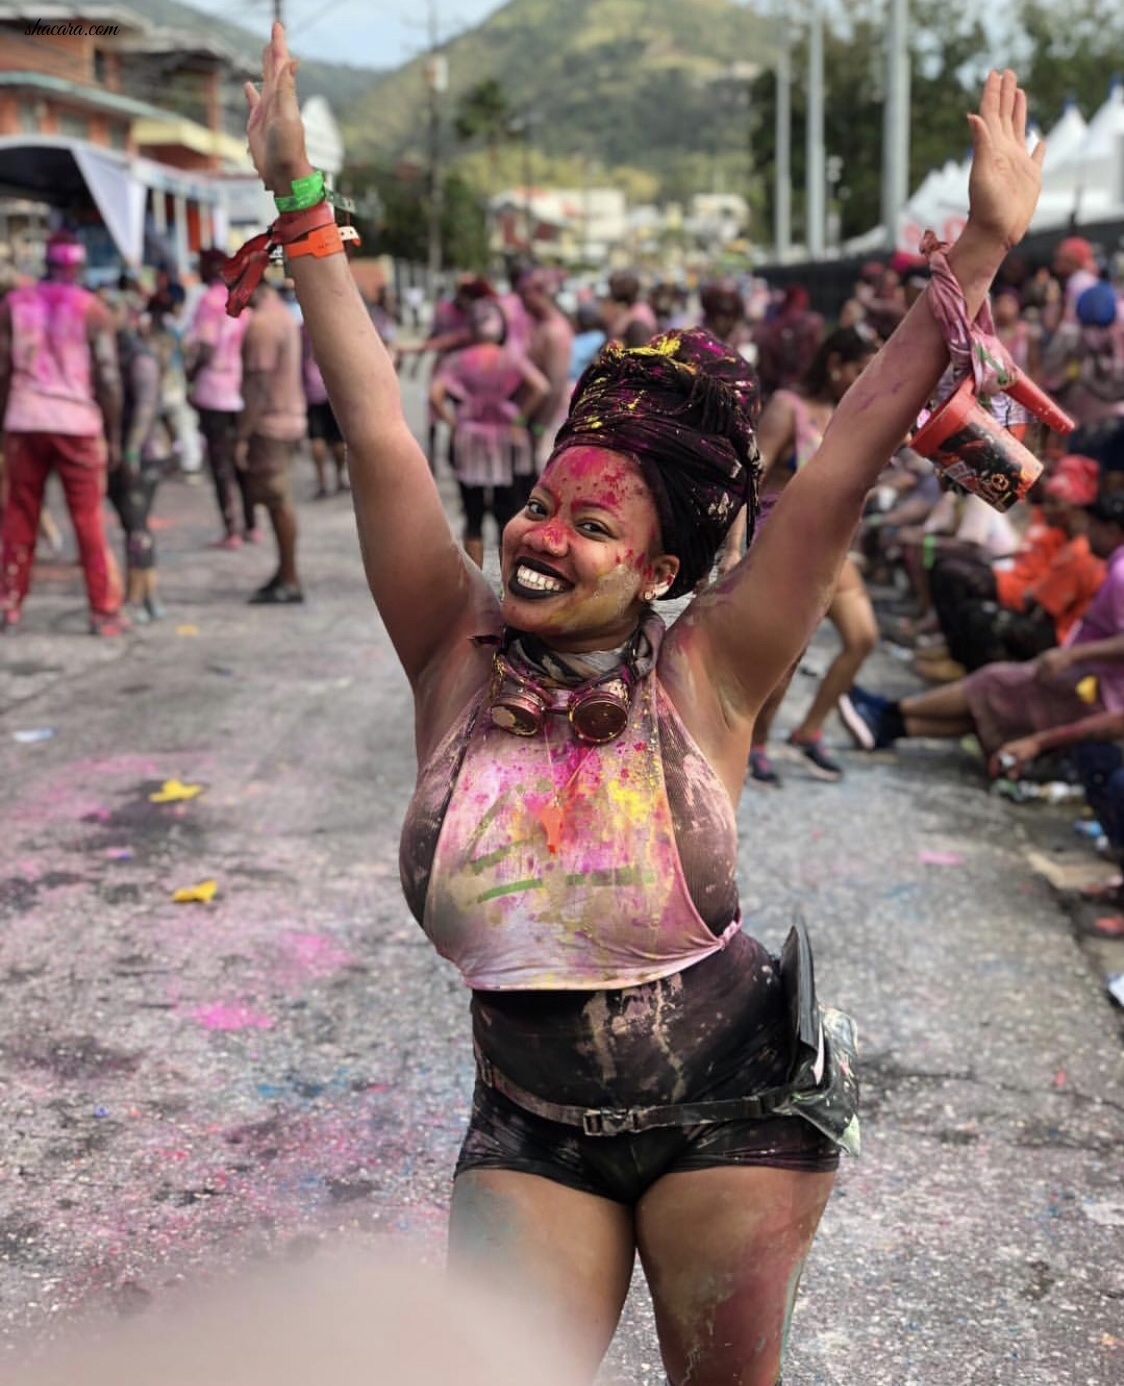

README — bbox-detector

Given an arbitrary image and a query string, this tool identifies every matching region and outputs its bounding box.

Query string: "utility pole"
[805,0,825,260]
[424,0,447,296]
[881,0,911,251]
[774,23,791,260]
[273,0,283,23]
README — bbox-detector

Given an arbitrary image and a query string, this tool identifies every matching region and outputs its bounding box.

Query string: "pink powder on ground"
[189,1002,275,1032]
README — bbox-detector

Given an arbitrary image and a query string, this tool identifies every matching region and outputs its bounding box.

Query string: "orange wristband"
[284,223,360,260]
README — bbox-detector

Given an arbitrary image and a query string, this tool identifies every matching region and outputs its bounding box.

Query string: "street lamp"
[826,153,843,251]
[506,113,538,255]
[423,50,448,294]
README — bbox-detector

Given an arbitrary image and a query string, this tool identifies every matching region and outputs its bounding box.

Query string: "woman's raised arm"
[689,70,1046,721]
[245,23,499,688]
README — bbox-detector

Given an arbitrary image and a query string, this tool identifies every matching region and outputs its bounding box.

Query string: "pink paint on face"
[499,445,674,652]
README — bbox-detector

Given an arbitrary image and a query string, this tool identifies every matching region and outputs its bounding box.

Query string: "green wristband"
[274,171,326,213]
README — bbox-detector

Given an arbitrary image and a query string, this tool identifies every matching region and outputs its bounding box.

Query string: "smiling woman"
[500,446,676,652]
[240,23,1046,1385]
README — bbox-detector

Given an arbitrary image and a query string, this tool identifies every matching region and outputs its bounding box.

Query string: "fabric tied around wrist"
[222,203,352,318]
[921,230,1074,436]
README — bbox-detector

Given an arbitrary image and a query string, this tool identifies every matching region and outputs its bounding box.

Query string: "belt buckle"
[582,1108,635,1137]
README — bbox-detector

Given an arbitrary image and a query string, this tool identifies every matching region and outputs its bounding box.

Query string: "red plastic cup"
[911,377,1044,512]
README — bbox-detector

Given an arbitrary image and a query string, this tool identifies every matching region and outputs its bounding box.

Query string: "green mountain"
[339,0,781,201]
[110,0,385,112]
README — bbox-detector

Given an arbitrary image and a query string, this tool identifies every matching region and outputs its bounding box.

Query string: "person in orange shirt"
[922,455,1103,676]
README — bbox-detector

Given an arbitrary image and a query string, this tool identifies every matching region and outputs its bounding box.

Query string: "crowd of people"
[0,236,397,630]
[241,29,1108,1386]
[1,18,1121,1380]
[2,172,1123,853]
[3,162,1124,874]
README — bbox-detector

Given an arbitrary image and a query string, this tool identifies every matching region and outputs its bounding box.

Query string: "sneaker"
[90,613,130,637]
[749,747,781,785]
[837,685,888,751]
[243,527,263,545]
[0,609,20,635]
[209,533,243,551]
[123,601,151,626]
[248,580,304,606]
[144,595,167,621]
[787,733,844,781]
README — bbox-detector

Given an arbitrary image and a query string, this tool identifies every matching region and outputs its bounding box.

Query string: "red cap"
[1045,454,1101,506]
[1056,236,1096,271]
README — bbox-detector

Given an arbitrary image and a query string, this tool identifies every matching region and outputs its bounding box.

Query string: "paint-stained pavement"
[1,387,1123,1383]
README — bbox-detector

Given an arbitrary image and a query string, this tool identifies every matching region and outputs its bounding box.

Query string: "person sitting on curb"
[920,453,1105,679]
[839,488,1124,761]
[890,475,1023,647]
[991,706,1124,936]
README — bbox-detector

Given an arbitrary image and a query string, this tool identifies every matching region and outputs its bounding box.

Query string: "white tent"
[893,86,1124,252]
[895,157,970,255]
[1032,81,1124,231]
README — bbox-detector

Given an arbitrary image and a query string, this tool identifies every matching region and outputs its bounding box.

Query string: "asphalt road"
[1,385,1122,1384]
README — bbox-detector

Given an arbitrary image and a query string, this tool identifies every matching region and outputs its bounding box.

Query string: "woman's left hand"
[989,734,1041,779]
[244,21,313,194]
[964,70,1046,251]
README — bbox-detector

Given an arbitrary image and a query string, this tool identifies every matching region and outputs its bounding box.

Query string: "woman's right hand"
[244,21,314,194]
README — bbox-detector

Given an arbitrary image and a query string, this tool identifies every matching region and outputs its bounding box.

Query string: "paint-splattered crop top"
[399,628,740,992]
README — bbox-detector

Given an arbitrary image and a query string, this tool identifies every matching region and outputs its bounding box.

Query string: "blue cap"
[1077,280,1118,328]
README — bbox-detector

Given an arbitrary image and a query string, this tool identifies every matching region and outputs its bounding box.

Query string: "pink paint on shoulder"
[189,1002,275,1032]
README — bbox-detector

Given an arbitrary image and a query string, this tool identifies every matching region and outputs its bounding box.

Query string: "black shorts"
[456,1080,839,1205]
[307,400,343,445]
[458,482,524,541]
[196,408,239,446]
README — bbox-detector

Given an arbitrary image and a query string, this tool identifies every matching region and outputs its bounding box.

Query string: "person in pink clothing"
[604,270,657,348]
[302,321,348,497]
[186,248,254,548]
[235,278,306,604]
[429,297,549,567]
[515,267,573,467]
[0,230,124,635]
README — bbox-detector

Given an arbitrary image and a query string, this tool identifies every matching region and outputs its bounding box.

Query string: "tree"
[338,161,487,272]
[1015,0,1124,128]
[454,78,516,170]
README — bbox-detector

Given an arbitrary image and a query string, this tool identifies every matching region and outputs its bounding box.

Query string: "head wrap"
[553,328,761,597]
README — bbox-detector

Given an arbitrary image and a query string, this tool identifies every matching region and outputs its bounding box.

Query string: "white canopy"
[893,85,1124,252]
[0,136,223,263]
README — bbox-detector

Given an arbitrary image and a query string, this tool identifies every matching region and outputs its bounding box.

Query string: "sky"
[180,0,509,69]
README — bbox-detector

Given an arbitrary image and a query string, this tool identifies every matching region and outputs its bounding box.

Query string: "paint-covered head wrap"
[553,328,761,598]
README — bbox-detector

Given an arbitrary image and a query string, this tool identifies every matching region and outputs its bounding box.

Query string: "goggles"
[487,654,635,745]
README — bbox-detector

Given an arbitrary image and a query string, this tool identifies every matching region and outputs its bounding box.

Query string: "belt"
[473,1041,816,1139]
